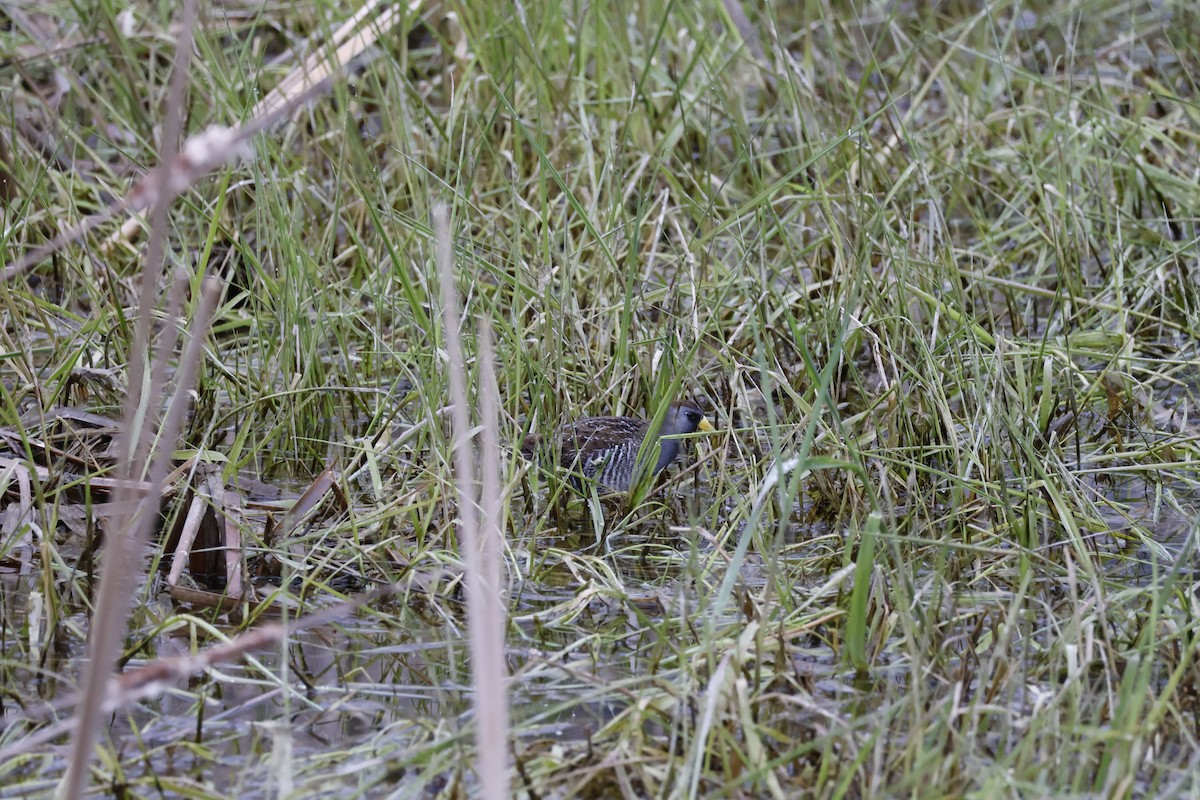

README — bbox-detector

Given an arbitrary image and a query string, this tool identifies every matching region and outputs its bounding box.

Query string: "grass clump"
[2,0,1200,797]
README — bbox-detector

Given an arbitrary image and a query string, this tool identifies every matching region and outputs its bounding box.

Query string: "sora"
[521,401,715,492]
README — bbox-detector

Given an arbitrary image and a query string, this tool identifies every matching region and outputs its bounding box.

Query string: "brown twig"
[2,2,413,282]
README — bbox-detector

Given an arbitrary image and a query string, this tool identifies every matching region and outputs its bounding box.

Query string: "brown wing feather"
[558,417,649,464]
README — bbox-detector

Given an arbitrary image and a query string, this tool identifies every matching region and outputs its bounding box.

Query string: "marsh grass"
[3,0,1200,797]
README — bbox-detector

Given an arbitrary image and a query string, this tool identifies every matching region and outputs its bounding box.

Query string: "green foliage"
[1,0,1199,796]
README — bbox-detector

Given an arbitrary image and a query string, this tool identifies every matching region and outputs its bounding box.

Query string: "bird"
[520,401,715,492]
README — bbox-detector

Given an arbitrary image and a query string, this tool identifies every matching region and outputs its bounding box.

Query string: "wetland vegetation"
[2,0,1199,797]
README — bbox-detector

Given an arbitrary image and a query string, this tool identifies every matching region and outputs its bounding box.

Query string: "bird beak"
[698,417,715,433]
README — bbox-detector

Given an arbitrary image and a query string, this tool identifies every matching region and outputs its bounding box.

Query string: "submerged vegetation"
[2,0,1200,796]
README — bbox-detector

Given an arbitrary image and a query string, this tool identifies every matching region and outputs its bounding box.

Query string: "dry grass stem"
[435,204,511,796]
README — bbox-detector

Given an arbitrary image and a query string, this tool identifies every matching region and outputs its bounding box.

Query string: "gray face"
[667,403,707,436]
[649,402,707,478]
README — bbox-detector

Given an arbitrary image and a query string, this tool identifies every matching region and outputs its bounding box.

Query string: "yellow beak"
[697,417,716,433]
